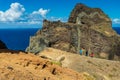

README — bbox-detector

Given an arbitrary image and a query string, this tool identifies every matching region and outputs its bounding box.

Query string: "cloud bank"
[0,2,68,26]
[0,2,68,25]
[0,2,50,25]
[112,18,120,24]
[0,2,25,22]
[32,8,50,18]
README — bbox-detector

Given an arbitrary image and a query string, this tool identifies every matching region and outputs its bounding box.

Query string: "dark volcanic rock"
[26,3,120,60]
[68,3,111,24]
[0,40,7,49]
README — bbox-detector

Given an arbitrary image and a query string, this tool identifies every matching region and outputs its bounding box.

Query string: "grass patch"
[51,61,62,66]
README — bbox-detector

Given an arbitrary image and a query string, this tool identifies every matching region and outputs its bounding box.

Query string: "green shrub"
[51,61,62,66]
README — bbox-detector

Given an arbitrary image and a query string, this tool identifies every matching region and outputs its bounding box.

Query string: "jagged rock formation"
[0,40,7,49]
[26,3,120,60]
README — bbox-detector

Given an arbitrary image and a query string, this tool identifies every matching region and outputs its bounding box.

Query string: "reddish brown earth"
[0,51,88,80]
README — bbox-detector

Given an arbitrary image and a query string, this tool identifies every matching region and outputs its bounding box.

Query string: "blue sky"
[0,0,120,28]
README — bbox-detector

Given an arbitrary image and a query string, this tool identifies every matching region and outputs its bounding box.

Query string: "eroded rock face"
[68,3,111,24]
[26,3,120,60]
[68,3,115,36]
[0,40,7,49]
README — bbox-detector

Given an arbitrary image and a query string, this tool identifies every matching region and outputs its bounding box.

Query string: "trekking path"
[0,51,95,80]
[40,48,120,80]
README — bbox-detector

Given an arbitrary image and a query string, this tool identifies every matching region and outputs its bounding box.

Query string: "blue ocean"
[113,27,120,34]
[0,27,119,51]
[0,28,39,51]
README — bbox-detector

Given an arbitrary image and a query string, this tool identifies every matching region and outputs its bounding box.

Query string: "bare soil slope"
[0,51,87,80]
[40,48,120,80]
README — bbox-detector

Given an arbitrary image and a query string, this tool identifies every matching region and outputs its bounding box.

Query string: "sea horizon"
[0,28,39,51]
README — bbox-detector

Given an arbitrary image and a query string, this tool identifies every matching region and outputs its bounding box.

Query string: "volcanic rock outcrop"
[0,40,7,49]
[26,3,120,60]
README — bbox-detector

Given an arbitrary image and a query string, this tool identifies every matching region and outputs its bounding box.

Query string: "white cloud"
[25,8,50,24]
[32,8,50,18]
[48,16,68,22]
[0,2,25,22]
[0,3,50,25]
[0,2,67,26]
[17,21,41,25]
[112,18,120,24]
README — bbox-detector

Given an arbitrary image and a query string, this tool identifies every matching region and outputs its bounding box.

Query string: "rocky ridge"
[26,3,120,60]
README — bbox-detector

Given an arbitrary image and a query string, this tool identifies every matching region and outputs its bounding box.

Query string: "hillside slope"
[40,48,120,80]
[0,51,95,80]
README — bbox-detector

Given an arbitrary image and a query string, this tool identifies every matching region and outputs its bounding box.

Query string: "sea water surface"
[0,28,39,51]
[113,27,120,34]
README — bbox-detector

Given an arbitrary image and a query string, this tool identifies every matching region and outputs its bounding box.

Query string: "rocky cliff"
[0,40,7,49]
[26,3,120,60]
